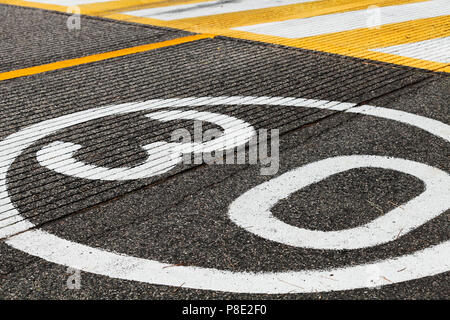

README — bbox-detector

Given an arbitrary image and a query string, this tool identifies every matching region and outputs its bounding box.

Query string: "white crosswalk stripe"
[371,37,450,64]
[234,0,450,38]
[124,0,318,21]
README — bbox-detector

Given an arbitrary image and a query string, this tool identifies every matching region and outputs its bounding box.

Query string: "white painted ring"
[229,155,450,250]
[1,96,449,293]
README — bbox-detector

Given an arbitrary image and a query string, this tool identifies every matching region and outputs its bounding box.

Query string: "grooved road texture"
[0,3,449,299]
[0,4,192,72]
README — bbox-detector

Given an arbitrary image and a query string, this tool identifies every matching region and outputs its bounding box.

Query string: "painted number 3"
[1,96,449,294]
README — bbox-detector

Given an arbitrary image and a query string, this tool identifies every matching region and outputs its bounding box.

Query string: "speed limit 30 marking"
[0,96,449,293]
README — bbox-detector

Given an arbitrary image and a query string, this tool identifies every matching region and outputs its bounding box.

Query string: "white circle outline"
[229,155,450,250]
[1,96,449,294]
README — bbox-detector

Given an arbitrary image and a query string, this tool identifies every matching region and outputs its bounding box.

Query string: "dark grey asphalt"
[0,4,448,299]
[0,3,192,73]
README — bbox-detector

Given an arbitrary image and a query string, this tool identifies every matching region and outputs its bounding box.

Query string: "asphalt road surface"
[0,0,448,300]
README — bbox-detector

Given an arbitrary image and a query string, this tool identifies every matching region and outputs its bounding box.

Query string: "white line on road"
[124,0,318,21]
[234,0,450,38]
[32,0,110,5]
[371,37,450,64]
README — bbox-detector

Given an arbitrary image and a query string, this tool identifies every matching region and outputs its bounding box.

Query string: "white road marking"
[124,0,318,21]
[229,155,450,250]
[1,96,448,293]
[36,110,255,181]
[7,229,450,294]
[37,141,184,181]
[0,97,339,220]
[371,37,450,64]
[347,104,450,142]
[234,0,450,38]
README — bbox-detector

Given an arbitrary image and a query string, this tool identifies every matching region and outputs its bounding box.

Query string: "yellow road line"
[80,0,212,16]
[0,0,212,15]
[437,65,450,73]
[0,0,67,11]
[1,0,447,72]
[219,28,449,72]
[172,0,427,29]
[0,34,214,81]
[294,16,450,48]
[101,13,449,72]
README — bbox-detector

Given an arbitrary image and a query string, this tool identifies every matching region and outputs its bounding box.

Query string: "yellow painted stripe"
[103,12,195,29]
[172,0,427,30]
[287,15,450,70]
[0,0,67,11]
[295,16,450,49]
[96,11,449,73]
[219,28,449,72]
[80,0,212,16]
[0,0,199,31]
[99,14,450,72]
[0,34,214,81]
[437,65,450,73]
